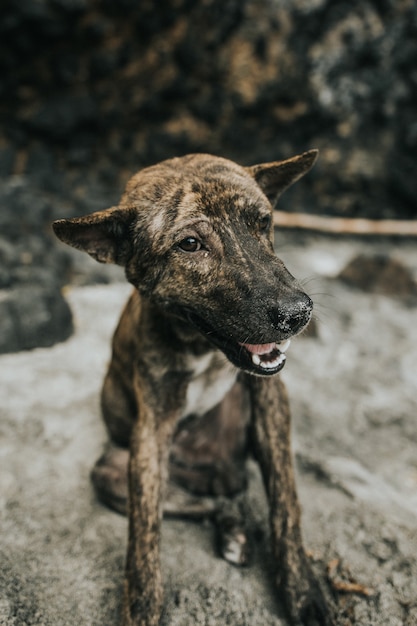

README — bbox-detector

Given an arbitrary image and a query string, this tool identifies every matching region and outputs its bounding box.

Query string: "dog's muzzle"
[186,293,312,377]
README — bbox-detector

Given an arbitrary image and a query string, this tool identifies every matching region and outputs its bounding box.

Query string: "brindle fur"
[53,152,335,626]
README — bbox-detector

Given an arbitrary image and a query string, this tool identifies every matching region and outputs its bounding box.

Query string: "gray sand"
[1,235,417,625]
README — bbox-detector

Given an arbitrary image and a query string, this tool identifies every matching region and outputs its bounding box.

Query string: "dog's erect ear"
[52,207,137,265]
[247,149,319,205]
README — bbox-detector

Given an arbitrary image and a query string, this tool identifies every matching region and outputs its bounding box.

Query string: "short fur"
[53,151,335,626]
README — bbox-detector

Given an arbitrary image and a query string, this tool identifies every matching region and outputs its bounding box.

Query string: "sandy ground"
[1,233,417,626]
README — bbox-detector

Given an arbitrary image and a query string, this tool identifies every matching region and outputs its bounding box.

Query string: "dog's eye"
[178,237,202,253]
[259,215,271,232]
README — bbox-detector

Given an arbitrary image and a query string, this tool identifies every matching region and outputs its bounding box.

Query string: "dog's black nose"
[268,293,313,336]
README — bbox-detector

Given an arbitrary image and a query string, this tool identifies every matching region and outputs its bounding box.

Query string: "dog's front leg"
[246,375,335,626]
[122,384,180,626]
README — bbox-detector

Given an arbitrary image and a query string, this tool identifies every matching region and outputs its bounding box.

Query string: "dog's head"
[53,151,317,376]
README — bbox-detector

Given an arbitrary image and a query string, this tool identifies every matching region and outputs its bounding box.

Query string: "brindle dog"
[53,151,335,626]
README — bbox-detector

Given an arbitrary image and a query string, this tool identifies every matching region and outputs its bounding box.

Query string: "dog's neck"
[133,292,218,369]
[136,295,238,419]
[140,297,214,358]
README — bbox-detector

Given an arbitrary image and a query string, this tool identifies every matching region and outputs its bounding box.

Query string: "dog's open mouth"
[238,340,291,373]
[185,311,291,376]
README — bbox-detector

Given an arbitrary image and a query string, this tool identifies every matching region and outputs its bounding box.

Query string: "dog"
[53,151,334,626]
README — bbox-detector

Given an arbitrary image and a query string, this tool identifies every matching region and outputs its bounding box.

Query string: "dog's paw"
[214,498,251,566]
[217,520,250,566]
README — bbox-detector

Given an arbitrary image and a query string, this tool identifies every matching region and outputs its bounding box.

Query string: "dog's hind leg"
[91,444,225,520]
[90,362,136,515]
[91,445,129,515]
[99,290,140,448]
[101,366,137,448]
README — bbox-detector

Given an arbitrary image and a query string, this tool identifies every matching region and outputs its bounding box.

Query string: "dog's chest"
[181,351,237,419]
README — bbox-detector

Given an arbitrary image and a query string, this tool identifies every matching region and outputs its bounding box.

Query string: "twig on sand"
[273,211,417,236]
[327,559,375,597]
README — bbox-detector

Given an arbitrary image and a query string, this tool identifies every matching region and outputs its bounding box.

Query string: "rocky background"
[1,0,416,344]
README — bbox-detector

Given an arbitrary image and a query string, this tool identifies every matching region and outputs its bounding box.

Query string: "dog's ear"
[53,207,137,265]
[247,149,318,205]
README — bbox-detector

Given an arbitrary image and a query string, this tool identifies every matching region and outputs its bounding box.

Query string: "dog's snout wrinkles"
[268,293,313,335]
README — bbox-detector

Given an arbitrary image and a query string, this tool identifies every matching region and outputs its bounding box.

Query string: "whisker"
[299,274,323,288]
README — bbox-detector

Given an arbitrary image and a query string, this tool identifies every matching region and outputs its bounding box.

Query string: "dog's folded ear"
[53,207,137,265]
[247,149,319,206]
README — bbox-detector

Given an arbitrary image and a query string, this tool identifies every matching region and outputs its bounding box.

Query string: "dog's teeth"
[248,341,289,369]
[277,339,291,353]
[259,353,286,370]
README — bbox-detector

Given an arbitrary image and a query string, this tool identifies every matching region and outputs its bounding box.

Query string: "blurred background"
[1,0,416,353]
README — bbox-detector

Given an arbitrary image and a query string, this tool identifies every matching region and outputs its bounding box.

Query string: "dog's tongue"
[239,339,291,356]
[239,342,277,355]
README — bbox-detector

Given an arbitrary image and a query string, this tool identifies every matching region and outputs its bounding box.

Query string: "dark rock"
[0,176,54,237]
[0,147,14,176]
[337,254,417,297]
[0,285,73,354]
[28,95,98,140]
[25,144,58,184]
[0,0,416,219]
